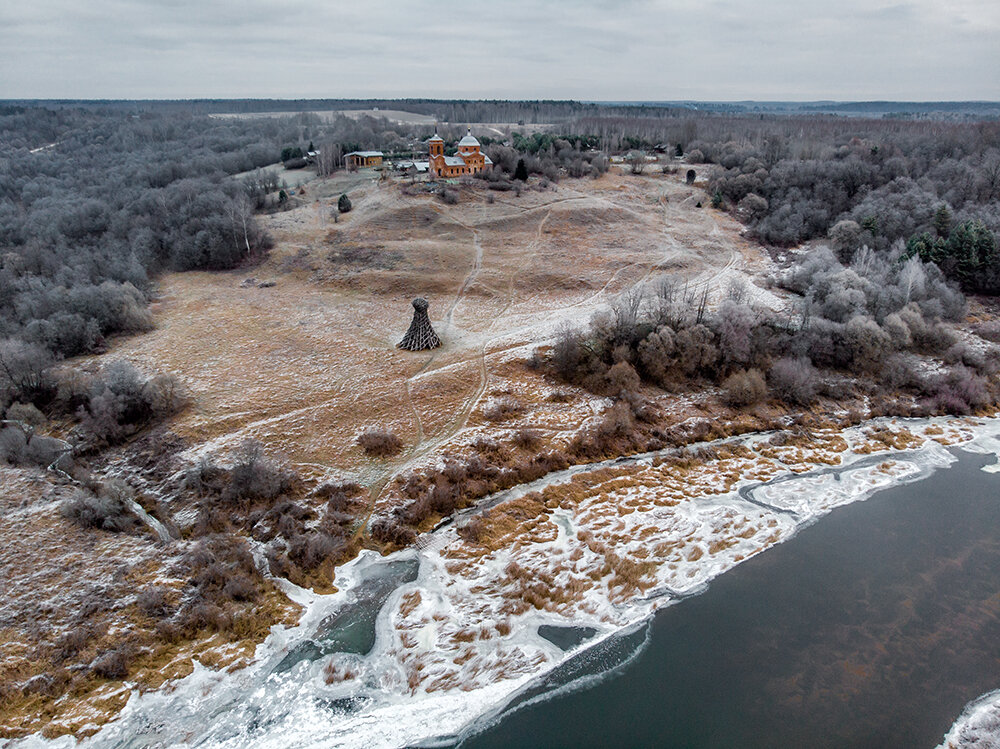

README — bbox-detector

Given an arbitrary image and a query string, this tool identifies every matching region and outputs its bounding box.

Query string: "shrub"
[5,402,45,427]
[929,365,989,414]
[370,517,416,546]
[77,361,187,446]
[92,647,130,679]
[482,397,524,422]
[61,485,140,533]
[222,574,258,601]
[512,428,542,450]
[722,368,767,407]
[457,516,485,544]
[0,426,27,465]
[769,357,818,405]
[606,361,641,396]
[54,626,91,662]
[0,338,54,407]
[357,427,403,457]
[441,188,459,205]
[223,439,298,503]
[287,530,344,571]
[136,586,172,619]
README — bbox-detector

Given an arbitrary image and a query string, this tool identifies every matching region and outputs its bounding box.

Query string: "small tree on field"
[722,368,767,407]
[338,194,352,213]
[514,158,528,182]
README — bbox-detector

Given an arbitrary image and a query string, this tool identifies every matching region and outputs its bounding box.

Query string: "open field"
[111,170,764,489]
[210,109,553,136]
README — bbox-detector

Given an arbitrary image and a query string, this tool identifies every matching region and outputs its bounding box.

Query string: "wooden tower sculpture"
[397,298,441,351]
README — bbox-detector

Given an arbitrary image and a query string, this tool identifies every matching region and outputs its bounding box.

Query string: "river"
[454,450,1000,748]
[18,419,1000,749]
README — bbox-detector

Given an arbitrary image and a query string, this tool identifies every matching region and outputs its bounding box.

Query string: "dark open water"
[455,451,1000,749]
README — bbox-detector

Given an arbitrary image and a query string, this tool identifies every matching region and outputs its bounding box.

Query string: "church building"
[429,128,493,178]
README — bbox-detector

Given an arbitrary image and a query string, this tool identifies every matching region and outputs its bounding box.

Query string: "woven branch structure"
[397,297,441,351]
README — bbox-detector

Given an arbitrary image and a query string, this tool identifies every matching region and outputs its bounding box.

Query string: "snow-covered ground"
[14,415,1000,749]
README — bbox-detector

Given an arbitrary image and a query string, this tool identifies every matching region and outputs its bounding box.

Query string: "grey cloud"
[0,0,997,100]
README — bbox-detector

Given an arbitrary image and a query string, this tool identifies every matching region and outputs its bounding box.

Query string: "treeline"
[0,107,298,367]
[676,118,1000,279]
[7,99,688,124]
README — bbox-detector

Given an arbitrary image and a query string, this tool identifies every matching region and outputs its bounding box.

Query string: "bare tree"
[226,194,255,259]
[316,142,343,177]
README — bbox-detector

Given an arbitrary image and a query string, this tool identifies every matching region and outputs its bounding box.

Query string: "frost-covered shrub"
[357,427,403,457]
[722,368,767,407]
[92,647,130,679]
[0,426,27,465]
[483,397,526,422]
[61,485,139,533]
[512,428,542,450]
[78,361,188,445]
[136,586,173,619]
[928,365,990,414]
[5,402,45,427]
[370,517,416,547]
[769,357,818,405]
[287,530,344,571]
[223,438,298,503]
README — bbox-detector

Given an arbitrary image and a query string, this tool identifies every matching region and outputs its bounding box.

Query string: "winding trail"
[357,176,750,539]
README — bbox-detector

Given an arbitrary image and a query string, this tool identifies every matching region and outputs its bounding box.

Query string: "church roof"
[429,133,444,142]
[457,127,480,147]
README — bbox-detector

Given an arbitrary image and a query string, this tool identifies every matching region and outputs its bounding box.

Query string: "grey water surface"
[454,450,1000,749]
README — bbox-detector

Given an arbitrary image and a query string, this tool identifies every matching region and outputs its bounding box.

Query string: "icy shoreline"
[15,416,1000,749]
[938,690,1000,749]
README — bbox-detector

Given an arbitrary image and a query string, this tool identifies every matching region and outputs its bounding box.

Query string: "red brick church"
[429,128,493,178]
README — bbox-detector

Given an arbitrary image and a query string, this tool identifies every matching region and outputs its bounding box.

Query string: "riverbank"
[456,447,1000,748]
[16,414,1000,748]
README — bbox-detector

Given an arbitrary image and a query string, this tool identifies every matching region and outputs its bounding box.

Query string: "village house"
[345,151,384,169]
[429,128,492,178]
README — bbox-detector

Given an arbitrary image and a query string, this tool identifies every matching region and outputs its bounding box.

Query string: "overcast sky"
[2,0,998,101]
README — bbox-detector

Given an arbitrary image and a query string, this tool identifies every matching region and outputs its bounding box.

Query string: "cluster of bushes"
[60,480,141,533]
[0,349,186,462]
[147,534,272,642]
[183,439,298,514]
[181,441,360,582]
[483,139,609,183]
[73,361,189,447]
[357,427,403,457]
[375,436,574,539]
[545,245,996,416]
[0,419,70,469]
